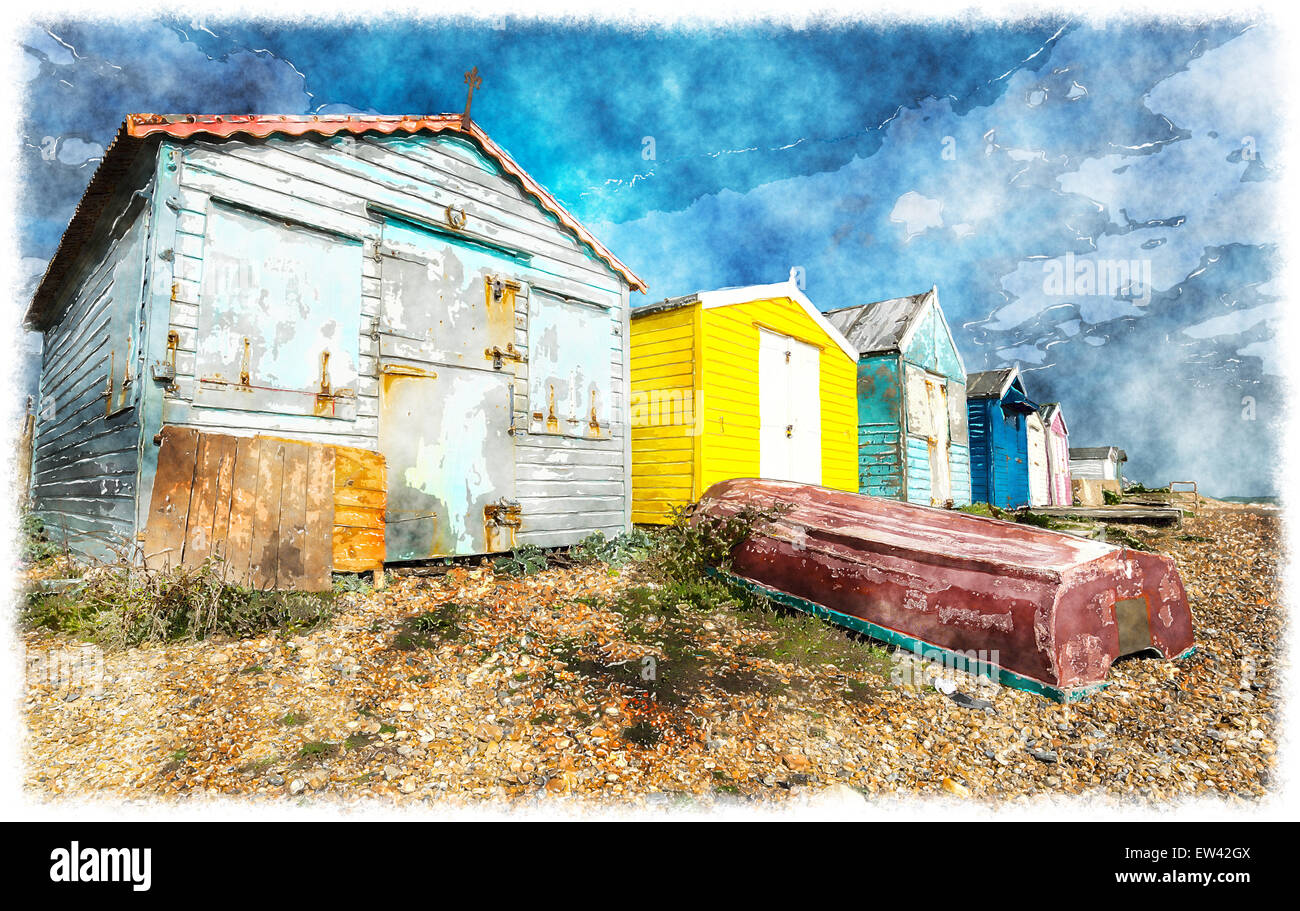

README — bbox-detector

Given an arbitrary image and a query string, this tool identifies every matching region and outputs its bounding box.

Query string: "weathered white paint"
[194,203,363,418]
[1070,455,1121,481]
[35,125,636,562]
[381,366,515,559]
[527,289,613,438]
[1027,411,1050,507]
[926,377,952,504]
[159,131,632,552]
[30,193,151,560]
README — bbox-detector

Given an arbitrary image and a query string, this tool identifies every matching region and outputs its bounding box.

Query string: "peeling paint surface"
[195,203,361,418]
[696,478,1195,696]
[528,289,611,438]
[28,114,635,567]
[376,215,527,561]
[836,291,971,506]
[378,220,516,366]
[380,367,514,560]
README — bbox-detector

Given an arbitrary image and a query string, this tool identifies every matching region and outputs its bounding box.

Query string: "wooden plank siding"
[30,197,151,561]
[629,305,698,523]
[844,295,972,507]
[138,130,632,554]
[949,443,972,507]
[968,398,1031,509]
[629,294,856,523]
[332,444,386,572]
[699,297,857,496]
[142,427,336,591]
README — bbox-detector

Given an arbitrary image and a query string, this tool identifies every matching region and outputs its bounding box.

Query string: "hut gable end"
[830,287,971,507]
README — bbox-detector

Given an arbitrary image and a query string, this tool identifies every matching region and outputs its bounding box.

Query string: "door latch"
[485,343,526,370]
[484,276,521,310]
[484,498,523,551]
[484,498,522,528]
[150,331,180,394]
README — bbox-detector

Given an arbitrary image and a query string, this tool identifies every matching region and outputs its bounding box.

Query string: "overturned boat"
[695,478,1195,701]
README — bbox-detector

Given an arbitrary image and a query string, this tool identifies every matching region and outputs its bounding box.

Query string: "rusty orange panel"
[332,444,386,572]
[332,527,386,573]
[335,486,385,511]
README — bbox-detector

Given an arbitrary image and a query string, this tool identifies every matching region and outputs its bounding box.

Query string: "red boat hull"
[694,479,1195,700]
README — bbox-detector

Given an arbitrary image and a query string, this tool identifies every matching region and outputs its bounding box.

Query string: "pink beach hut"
[1039,403,1073,506]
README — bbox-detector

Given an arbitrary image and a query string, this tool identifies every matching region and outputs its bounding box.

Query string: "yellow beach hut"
[629,274,859,523]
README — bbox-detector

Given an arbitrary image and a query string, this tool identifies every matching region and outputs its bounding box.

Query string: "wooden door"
[1026,413,1050,507]
[377,220,521,560]
[926,378,952,504]
[788,338,822,485]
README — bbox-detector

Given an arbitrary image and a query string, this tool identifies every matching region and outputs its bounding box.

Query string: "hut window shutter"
[527,288,613,438]
[194,203,362,419]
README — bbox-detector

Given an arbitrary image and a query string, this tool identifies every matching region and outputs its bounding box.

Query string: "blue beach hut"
[966,367,1039,509]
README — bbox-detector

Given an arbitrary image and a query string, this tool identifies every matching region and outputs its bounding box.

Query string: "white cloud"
[889,191,944,241]
[994,27,1279,331]
[54,137,105,167]
[1236,340,1280,375]
[1182,302,1277,339]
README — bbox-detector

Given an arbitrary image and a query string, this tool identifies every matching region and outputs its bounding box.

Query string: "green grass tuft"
[21,558,334,649]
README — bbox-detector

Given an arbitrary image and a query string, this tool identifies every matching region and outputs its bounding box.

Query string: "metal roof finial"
[463,66,482,127]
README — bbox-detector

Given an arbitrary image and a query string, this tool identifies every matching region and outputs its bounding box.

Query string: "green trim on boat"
[720,571,1110,704]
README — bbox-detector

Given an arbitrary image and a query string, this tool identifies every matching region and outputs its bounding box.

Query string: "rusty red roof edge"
[26,113,646,328]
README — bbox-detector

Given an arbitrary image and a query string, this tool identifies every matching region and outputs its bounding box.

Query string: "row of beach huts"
[22,113,1130,589]
[628,274,1128,523]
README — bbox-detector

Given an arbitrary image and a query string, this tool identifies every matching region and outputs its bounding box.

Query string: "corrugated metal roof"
[1069,446,1126,462]
[966,367,1019,399]
[26,113,646,328]
[823,290,931,354]
[631,292,701,318]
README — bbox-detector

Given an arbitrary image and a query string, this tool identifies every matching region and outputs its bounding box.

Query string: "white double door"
[1026,412,1050,507]
[758,329,822,485]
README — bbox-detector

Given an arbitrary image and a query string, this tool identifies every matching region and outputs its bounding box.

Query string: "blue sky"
[15,15,1282,496]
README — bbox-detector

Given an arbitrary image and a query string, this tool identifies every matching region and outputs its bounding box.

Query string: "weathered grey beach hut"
[824,287,971,507]
[24,113,645,585]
